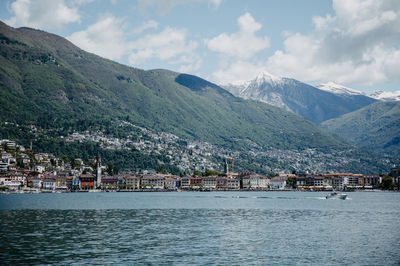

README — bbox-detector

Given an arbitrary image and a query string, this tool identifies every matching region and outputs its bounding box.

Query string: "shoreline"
[0,188,392,194]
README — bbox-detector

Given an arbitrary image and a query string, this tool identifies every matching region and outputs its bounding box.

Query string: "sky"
[1,0,400,94]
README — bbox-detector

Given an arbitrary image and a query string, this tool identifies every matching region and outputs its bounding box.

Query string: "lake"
[1,191,399,265]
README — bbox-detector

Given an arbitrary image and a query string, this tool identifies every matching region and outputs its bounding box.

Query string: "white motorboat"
[326,192,347,200]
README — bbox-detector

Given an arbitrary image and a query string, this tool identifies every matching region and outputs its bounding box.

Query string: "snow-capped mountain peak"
[254,71,283,86]
[369,90,400,101]
[221,73,377,124]
[317,82,366,96]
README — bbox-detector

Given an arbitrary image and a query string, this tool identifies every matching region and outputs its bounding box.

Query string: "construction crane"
[224,156,234,173]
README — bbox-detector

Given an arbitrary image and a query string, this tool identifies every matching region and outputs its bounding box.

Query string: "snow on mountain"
[369,90,400,101]
[253,71,283,86]
[223,71,283,96]
[316,82,366,96]
[317,82,400,101]
[221,73,377,124]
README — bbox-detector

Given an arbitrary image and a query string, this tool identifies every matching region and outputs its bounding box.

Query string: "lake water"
[1,191,399,265]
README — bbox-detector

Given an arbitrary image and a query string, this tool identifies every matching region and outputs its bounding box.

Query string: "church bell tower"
[224,159,229,175]
[96,154,102,188]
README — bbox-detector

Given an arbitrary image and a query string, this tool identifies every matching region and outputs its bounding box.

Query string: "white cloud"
[128,27,198,65]
[6,0,81,29]
[208,0,224,9]
[205,12,270,60]
[210,1,400,87]
[211,60,268,84]
[68,16,201,71]
[205,12,271,84]
[265,0,400,87]
[132,20,158,35]
[138,0,224,15]
[68,16,130,60]
[178,56,203,73]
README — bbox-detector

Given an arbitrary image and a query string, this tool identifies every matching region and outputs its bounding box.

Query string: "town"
[0,138,399,193]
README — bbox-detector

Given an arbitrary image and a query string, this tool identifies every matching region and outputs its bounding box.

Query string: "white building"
[35,165,46,173]
[42,179,56,190]
[32,178,43,189]
[226,178,240,189]
[203,176,217,189]
[269,176,288,190]
[258,177,270,189]
[4,180,21,190]
[0,162,8,173]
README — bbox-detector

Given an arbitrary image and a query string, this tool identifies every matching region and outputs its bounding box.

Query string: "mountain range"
[322,101,400,156]
[0,20,397,173]
[222,72,377,124]
[223,72,400,158]
[370,90,400,101]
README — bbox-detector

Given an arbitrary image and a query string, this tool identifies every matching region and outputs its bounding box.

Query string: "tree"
[71,159,78,169]
[106,164,119,175]
[204,168,219,176]
[381,176,393,190]
[286,177,297,189]
[193,170,202,177]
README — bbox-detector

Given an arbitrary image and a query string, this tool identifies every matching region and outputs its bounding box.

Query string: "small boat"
[326,192,347,200]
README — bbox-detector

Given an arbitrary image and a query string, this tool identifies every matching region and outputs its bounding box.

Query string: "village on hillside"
[0,138,399,193]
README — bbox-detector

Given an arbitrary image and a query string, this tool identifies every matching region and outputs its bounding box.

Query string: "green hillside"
[322,101,400,156]
[1,21,397,173]
[0,21,346,151]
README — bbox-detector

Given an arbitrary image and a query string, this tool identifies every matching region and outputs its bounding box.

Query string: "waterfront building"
[8,172,26,186]
[296,176,306,187]
[31,177,42,189]
[226,178,240,189]
[391,168,400,184]
[71,177,81,190]
[343,174,362,187]
[42,178,56,190]
[324,176,343,189]
[79,174,95,190]
[323,173,363,189]
[270,176,288,190]
[359,175,380,188]
[313,175,325,189]
[216,177,227,189]
[55,174,68,190]
[250,175,260,188]
[165,177,178,189]
[142,175,165,189]
[3,179,21,190]
[242,176,251,189]
[189,177,203,188]
[124,175,141,189]
[181,177,190,188]
[101,175,119,188]
[203,176,217,189]
[258,177,270,189]
[305,175,315,186]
